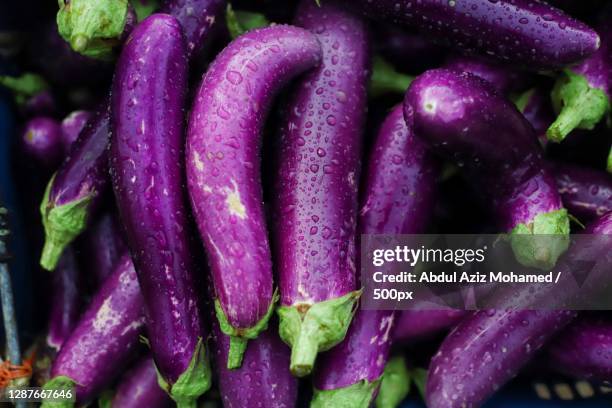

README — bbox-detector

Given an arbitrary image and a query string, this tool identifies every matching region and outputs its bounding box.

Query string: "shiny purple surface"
[393,309,466,343]
[571,8,611,93]
[314,105,437,391]
[186,25,321,328]
[521,87,555,138]
[405,69,562,230]
[548,316,612,383]
[274,0,369,307]
[212,321,297,408]
[341,0,599,70]
[444,55,527,95]
[110,14,204,382]
[21,116,63,170]
[113,357,173,408]
[80,213,127,286]
[554,163,612,223]
[60,110,91,154]
[50,254,145,405]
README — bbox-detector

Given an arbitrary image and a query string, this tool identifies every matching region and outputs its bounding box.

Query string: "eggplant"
[338,0,600,70]
[444,55,527,95]
[312,104,436,406]
[42,254,145,407]
[20,116,63,170]
[110,14,209,405]
[112,357,173,408]
[393,309,466,343]
[40,104,110,271]
[212,320,297,408]
[426,211,612,408]
[547,315,612,383]
[515,86,556,141]
[553,163,612,224]
[186,25,321,368]
[60,110,91,154]
[547,7,611,142]
[404,69,570,270]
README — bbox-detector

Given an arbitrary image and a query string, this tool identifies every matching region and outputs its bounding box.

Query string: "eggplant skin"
[113,357,173,408]
[110,13,206,386]
[339,0,599,70]
[393,309,466,343]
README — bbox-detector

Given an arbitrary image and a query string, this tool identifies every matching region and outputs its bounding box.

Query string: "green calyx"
[56,0,129,59]
[369,56,414,98]
[225,4,270,40]
[40,174,94,271]
[0,73,49,106]
[312,377,382,408]
[278,289,362,377]
[513,88,535,113]
[41,376,76,408]
[376,356,411,408]
[215,289,279,369]
[607,148,612,174]
[510,208,570,270]
[156,338,211,408]
[547,69,610,142]
[97,390,114,408]
[131,0,159,22]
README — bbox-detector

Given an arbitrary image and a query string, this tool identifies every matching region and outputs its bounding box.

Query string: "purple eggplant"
[339,0,599,70]
[547,8,611,142]
[311,105,436,405]
[186,25,321,369]
[41,254,145,407]
[553,163,612,224]
[547,316,612,383]
[404,69,570,270]
[46,247,82,351]
[515,86,556,141]
[20,116,63,170]
[426,212,612,408]
[160,0,226,59]
[39,104,110,271]
[393,309,467,344]
[56,0,137,59]
[444,55,527,95]
[79,213,127,287]
[110,14,209,405]
[60,110,91,154]
[212,320,297,408]
[272,0,369,377]
[112,357,173,408]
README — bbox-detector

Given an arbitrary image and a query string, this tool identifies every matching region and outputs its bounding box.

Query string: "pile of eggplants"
[1,0,611,407]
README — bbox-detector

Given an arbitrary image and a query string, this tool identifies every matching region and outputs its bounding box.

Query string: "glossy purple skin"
[521,87,555,138]
[60,110,91,154]
[186,26,321,329]
[393,309,466,343]
[50,254,145,405]
[21,117,63,170]
[404,69,562,230]
[113,357,173,408]
[314,106,436,391]
[80,213,127,286]
[426,212,612,408]
[110,14,204,382]
[212,322,297,408]
[554,163,612,223]
[49,104,109,210]
[274,0,368,307]
[161,0,226,59]
[547,316,612,383]
[444,55,527,95]
[340,0,599,70]
[46,247,82,351]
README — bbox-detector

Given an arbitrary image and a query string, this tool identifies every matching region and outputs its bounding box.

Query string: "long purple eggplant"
[339,0,599,70]
[20,116,63,170]
[554,163,612,224]
[212,320,297,407]
[515,86,556,141]
[112,357,173,408]
[186,25,321,369]
[46,247,82,351]
[393,309,466,343]
[405,69,570,270]
[110,14,209,405]
[312,104,436,406]
[39,104,110,271]
[60,110,91,154]
[426,211,612,408]
[444,55,527,95]
[547,316,612,383]
[271,0,368,378]
[41,254,145,407]
[547,7,611,142]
